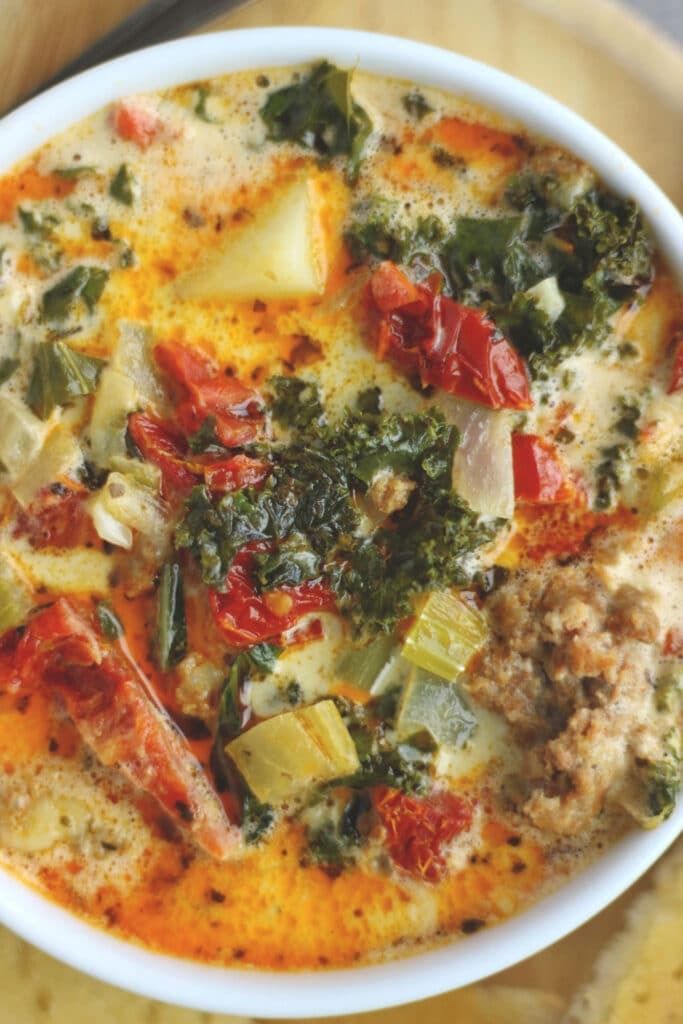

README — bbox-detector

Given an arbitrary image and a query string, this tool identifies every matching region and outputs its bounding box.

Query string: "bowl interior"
[0,26,681,1019]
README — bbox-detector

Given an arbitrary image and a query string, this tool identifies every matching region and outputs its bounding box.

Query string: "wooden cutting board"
[0,2,681,1021]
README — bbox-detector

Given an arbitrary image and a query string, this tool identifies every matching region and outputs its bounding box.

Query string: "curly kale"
[344,196,445,267]
[267,375,324,430]
[343,168,654,379]
[176,384,493,636]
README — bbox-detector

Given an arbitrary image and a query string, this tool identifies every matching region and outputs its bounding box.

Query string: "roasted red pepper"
[204,454,270,495]
[154,341,264,447]
[370,261,531,411]
[128,412,197,492]
[209,543,335,648]
[512,432,575,504]
[15,598,237,859]
[374,786,473,882]
[112,101,163,149]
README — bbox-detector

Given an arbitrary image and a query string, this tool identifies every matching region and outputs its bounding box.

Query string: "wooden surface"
[0,2,681,1021]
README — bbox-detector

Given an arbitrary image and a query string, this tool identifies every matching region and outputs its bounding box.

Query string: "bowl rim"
[0,25,681,1019]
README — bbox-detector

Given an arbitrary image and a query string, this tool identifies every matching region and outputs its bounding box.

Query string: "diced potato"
[227,699,359,803]
[7,538,113,595]
[0,551,33,634]
[0,396,49,481]
[525,276,565,322]
[177,178,327,302]
[12,425,83,508]
[87,366,139,467]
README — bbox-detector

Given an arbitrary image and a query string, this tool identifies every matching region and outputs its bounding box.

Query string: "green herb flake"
[53,165,97,179]
[96,601,124,640]
[109,163,137,206]
[156,561,187,671]
[26,341,105,419]
[194,86,218,123]
[41,265,109,322]
[401,91,433,120]
[268,376,324,430]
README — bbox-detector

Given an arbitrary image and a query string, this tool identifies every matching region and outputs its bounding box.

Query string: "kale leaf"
[268,375,324,430]
[260,61,372,180]
[41,265,109,321]
[177,386,492,635]
[344,196,445,267]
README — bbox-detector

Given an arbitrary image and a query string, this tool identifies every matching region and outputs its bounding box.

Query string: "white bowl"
[1,26,681,1019]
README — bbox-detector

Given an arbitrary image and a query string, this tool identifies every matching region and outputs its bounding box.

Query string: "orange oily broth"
[0,65,678,969]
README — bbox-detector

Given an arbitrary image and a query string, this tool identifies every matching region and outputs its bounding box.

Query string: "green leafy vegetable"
[177,387,491,636]
[194,86,218,123]
[268,375,324,430]
[96,600,124,639]
[260,61,372,180]
[344,196,445,266]
[156,561,187,670]
[26,341,105,419]
[241,792,275,844]
[306,791,371,869]
[109,163,137,206]
[0,358,20,386]
[41,265,109,321]
[252,537,321,589]
[53,165,97,179]
[18,206,62,272]
[187,416,225,453]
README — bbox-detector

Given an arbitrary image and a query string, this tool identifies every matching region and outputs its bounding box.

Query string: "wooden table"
[0,3,681,1022]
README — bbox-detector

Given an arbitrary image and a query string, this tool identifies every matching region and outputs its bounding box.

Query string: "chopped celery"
[27,341,105,419]
[12,426,83,508]
[156,561,187,671]
[227,699,359,803]
[0,552,33,634]
[110,322,165,410]
[108,455,161,490]
[402,589,487,681]
[87,367,139,467]
[0,396,49,481]
[396,668,477,749]
[336,634,396,690]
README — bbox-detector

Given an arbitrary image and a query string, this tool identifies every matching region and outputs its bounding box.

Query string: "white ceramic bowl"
[1,26,681,1019]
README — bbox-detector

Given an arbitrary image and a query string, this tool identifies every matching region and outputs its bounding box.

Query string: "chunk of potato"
[177,178,327,302]
[227,699,359,803]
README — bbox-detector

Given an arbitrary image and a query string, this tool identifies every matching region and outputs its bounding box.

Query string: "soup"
[0,62,680,969]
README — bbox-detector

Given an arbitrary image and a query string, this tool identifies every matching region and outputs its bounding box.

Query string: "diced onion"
[450,401,514,518]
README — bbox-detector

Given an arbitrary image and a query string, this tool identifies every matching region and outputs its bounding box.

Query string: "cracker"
[565,839,683,1024]
[0,925,251,1024]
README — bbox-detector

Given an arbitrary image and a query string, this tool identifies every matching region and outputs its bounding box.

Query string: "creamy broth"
[0,64,680,970]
